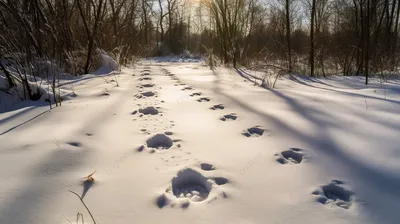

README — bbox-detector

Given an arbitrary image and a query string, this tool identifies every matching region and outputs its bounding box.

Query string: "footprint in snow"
[190,92,202,97]
[210,104,225,110]
[155,168,229,209]
[135,91,157,98]
[137,133,178,153]
[312,180,355,209]
[138,83,155,88]
[242,126,266,137]
[138,77,152,81]
[220,113,237,121]
[275,148,304,164]
[200,162,215,171]
[181,86,193,91]
[132,106,160,115]
[197,97,211,102]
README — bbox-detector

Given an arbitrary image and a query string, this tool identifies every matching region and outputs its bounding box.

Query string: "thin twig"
[53,137,60,148]
[68,190,97,224]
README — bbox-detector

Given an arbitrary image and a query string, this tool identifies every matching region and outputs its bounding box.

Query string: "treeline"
[203,0,400,84]
[1,0,400,84]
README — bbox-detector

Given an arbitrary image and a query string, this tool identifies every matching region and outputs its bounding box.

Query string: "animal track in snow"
[220,113,237,121]
[146,134,173,150]
[182,86,193,91]
[276,148,304,164]
[140,73,150,76]
[312,180,355,209]
[210,177,229,185]
[200,163,215,171]
[132,106,160,115]
[210,104,225,110]
[155,168,229,209]
[139,83,155,88]
[171,168,211,201]
[138,77,152,81]
[242,126,265,137]
[190,92,202,97]
[136,91,156,98]
[197,97,211,102]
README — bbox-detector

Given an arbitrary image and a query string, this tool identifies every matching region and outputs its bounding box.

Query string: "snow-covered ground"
[1,61,400,224]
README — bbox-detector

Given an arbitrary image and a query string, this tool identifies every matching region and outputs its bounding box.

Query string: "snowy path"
[1,62,400,224]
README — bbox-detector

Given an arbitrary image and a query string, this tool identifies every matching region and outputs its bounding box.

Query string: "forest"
[0,0,399,88]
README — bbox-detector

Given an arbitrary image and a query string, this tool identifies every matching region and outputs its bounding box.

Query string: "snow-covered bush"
[0,74,9,90]
[181,50,193,58]
[64,49,119,75]
[97,49,119,72]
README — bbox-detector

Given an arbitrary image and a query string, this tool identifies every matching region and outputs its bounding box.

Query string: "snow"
[93,49,119,75]
[1,60,400,224]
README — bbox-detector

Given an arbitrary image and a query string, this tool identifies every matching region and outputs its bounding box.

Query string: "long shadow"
[292,76,400,106]
[81,179,95,199]
[235,68,262,82]
[0,106,37,124]
[58,72,113,88]
[0,148,91,224]
[0,109,50,135]
[238,68,400,106]
[214,70,400,223]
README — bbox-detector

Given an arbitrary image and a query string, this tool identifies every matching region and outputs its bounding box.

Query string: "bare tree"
[76,0,105,74]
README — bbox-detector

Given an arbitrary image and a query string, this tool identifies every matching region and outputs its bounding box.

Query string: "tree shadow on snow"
[0,147,91,224]
[214,69,400,223]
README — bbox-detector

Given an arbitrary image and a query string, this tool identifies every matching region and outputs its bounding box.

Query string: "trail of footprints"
[133,67,356,211]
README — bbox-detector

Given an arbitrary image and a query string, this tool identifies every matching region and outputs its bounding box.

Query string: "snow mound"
[93,49,119,74]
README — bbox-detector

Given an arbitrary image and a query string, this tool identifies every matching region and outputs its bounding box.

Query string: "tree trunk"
[285,0,292,73]
[392,0,400,69]
[0,57,15,88]
[310,0,316,76]
[364,0,371,85]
